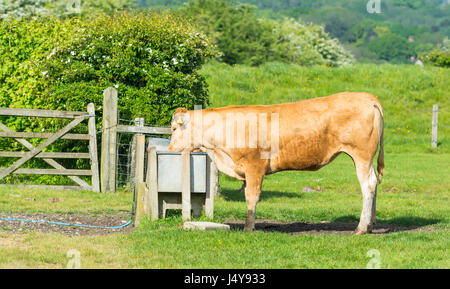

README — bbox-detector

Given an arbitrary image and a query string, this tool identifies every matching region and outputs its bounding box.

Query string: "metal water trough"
[144,138,218,221]
[157,152,207,194]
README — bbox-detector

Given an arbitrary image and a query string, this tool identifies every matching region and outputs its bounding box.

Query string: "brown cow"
[168,92,384,234]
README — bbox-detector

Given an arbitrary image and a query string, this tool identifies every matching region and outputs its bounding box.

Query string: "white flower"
[70,51,76,56]
[46,48,57,60]
[114,84,119,88]
[172,58,178,65]
[42,71,48,76]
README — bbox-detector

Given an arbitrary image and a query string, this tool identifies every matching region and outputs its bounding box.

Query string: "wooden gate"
[0,104,100,192]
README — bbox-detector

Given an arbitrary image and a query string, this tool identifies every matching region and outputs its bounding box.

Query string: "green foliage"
[0,12,216,126]
[49,0,136,18]
[0,0,53,20]
[367,33,414,63]
[274,18,354,67]
[181,0,277,65]
[0,17,80,128]
[421,37,450,67]
[169,0,449,64]
[181,0,353,66]
[135,0,186,8]
[43,12,216,125]
[0,0,135,20]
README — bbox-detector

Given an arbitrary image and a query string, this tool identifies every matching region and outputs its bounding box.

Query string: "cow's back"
[266,92,382,173]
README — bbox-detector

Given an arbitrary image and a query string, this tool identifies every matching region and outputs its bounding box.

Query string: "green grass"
[0,63,448,268]
[0,188,132,215]
[0,153,448,268]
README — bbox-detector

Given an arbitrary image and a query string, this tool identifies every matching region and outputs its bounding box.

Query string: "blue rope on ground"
[0,216,133,229]
[0,186,136,230]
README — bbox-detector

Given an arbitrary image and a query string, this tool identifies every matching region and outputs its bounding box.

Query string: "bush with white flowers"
[273,18,354,67]
[42,12,218,125]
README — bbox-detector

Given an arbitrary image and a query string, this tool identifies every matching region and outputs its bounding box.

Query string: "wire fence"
[383,109,449,131]
[113,112,170,190]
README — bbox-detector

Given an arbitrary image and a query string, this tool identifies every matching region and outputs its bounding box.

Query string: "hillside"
[136,0,450,63]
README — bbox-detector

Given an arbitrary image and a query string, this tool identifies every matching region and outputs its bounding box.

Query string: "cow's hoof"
[354,225,373,235]
[354,229,367,235]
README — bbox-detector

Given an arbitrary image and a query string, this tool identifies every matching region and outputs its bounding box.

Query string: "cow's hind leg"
[354,159,378,235]
[243,173,264,232]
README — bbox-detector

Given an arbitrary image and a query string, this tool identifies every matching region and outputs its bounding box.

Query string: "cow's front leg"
[244,173,264,232]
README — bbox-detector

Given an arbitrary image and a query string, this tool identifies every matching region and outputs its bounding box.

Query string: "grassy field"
[0,63,449,268]
[0,153,448,268]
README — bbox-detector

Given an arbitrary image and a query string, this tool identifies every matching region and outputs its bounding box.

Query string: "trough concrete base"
[183,221,230,231]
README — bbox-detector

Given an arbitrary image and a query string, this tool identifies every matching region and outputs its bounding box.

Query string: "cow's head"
[168,108,193,152]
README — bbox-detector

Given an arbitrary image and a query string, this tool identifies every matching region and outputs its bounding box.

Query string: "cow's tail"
[374,103,384,184]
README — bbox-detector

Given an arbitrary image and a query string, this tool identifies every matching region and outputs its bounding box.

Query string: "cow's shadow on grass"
[333,215,441,227]
[226,215,441,235]
[221,187,441,235]
[221,188,301,202]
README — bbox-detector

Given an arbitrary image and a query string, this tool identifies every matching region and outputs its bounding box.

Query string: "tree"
[367,33,413,62]
[0,0,52,20]
[0,0,134,19]
[182,0,278,65]
[420,37,450,67]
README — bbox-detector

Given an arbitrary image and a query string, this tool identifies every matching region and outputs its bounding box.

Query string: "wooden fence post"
[432,104,438,148]
[181,150,191,221]
[205,154,218,219]
[134,135,146,226]
[87,103,100,192]
[130,118,144,188]
[146,146,158,220]
[101,87,118,193]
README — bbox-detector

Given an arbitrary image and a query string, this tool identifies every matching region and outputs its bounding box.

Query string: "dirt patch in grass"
[0,212,134,236]
[225,220,435,235]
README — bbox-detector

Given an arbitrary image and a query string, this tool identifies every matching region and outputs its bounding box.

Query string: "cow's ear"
[175,107,188,114]
[173,108,190,128]
[179,113,190,128]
